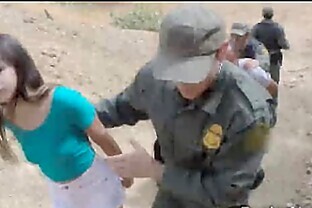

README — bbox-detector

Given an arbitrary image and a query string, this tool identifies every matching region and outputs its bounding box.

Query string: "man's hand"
[121,177,134,188]
[105,139,164,182]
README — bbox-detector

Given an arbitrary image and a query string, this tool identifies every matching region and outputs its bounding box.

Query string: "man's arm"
[255,43,270,73]
[251,24,259,40]
[266,80,278,98]
[277,25,290,50]
[160,120,270,207]
[96,88,148,128]
[96,64,150,128]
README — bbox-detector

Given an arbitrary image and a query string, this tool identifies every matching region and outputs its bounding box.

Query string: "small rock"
[41,48,58,58]
[306,161,312,168]
[44,9,53,20]
[286,202,295,208]
[55,74,62,79]
[288,83,296,88]
[295,189,301,194]
[306,196,312,201]
[23,17,36,23]
[43,52,57,58]
[307,131,312,137]
[72,31,78,38]
[307,168,312,175]
[37,26,48,32]
[303,199,312,206]
[57,57,62,64]
[49,59,60,68]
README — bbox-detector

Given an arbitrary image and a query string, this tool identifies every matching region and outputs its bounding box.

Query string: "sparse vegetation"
[110,5,162,32]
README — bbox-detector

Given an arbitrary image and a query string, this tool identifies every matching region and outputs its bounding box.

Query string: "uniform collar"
[261,19,274,24]
[200,68,227,115]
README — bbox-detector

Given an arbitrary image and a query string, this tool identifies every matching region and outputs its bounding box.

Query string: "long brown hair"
[0,34,51,162]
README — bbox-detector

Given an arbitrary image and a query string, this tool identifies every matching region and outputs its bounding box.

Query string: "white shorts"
[47,156,125,208]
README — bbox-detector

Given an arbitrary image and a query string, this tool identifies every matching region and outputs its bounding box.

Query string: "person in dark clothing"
[251,6,290,84]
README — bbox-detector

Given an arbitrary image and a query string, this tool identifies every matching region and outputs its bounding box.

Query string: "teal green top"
[5,86,96,182]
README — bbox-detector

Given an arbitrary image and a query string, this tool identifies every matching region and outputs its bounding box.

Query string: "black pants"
[153,139,265,190]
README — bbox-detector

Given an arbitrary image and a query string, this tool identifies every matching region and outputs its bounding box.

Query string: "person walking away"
[251,6,290,84]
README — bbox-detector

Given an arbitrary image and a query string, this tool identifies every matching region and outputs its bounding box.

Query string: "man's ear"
[216,42,229,61]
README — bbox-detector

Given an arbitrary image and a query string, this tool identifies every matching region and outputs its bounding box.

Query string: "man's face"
[230,33,249,52]
[176,60,220,100]
[175,42,228,100]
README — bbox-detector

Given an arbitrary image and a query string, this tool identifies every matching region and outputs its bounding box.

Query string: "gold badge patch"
[203,124,223,150]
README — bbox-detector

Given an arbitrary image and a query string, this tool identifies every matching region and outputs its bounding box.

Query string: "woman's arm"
[86,115,121,156]
[61,86,133,188]
[86,115,133,188]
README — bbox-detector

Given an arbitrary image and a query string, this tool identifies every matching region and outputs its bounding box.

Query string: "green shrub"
[110,5,162,32]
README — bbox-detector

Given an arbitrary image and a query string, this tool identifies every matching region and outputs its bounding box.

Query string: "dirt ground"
[0,2,312,208]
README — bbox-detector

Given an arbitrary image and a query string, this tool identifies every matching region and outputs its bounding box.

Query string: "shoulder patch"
[243,122,271,152]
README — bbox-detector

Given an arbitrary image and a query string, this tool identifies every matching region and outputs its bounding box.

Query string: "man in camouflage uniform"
[229,22,270,73]
[97,6,276,208]
[251,6,290,84]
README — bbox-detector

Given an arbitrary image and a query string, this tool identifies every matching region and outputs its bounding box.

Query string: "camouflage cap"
[230,22,250,36]
[152,5,226,83]
[262,6,274,16]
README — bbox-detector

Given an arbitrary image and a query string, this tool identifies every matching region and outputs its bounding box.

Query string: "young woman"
[0,33,132,208]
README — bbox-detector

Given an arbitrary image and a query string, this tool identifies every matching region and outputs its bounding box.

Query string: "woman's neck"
[2,97,23,121]
[3,97,36,119]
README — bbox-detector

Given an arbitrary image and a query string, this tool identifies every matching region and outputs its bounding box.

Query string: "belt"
[269,50,281,55]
